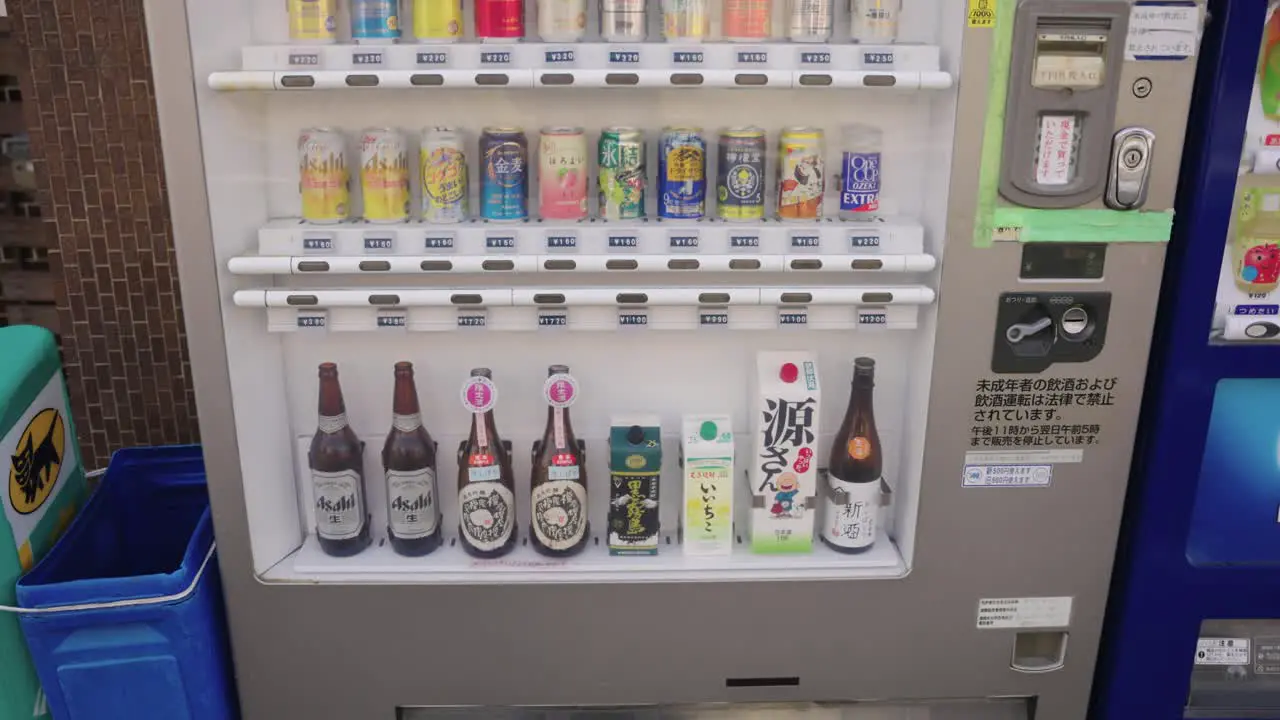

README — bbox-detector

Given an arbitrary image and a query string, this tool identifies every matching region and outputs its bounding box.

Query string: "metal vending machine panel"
[142,0,1202,717]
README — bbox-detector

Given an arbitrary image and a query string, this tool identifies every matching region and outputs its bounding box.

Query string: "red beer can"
[475,0,525,39]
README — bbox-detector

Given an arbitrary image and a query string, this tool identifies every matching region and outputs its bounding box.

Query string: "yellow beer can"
[361,128,411,223]
[299,128,349,224]
[414,0,465,42]
[288,0,338,43]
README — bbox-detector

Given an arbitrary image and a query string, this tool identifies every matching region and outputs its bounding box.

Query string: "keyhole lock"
[1122,148,1144,169]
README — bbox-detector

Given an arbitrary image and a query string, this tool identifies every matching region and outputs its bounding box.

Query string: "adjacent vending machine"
[141,0,1203,716]
[1094,2,1280,718]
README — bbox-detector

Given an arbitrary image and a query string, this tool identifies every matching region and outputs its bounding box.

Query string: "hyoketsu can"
[288,0,338,42]
[351,0,401,42]
[421,127,468,223]
[659,127,706,220]
[361,128,411,222]
[716,127,765,222]
[777,127,824,221]
[598,127,646,220]
[481,127,529,221]
[299,128,350,223]
[539,127,588,221]
[475,0,525,39]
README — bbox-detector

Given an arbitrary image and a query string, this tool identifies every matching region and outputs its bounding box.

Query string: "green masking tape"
[973,0,1016,249]
[992,207,1175,243]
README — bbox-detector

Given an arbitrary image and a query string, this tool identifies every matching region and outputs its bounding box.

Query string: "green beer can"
[597,127,646,220]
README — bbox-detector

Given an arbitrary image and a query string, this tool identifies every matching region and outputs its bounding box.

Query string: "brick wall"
[10,0,198,467]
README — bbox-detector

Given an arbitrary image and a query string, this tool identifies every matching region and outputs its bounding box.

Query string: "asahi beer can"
[598,127,646,221]
[288,0,338,43]
[475,0,525,40]
[481,127,529,221]
[662,0,709,40]
[716,128,765,222]
[787,0,831,42]
[415,0,464,41]
[850,0,900,43]
[539,0,587,41]
[777,127,825,221]
[723,0,770,41]
[539,127,588,221]
[602,0,648,42]
[659,127,706,220]
[351,0,401,42]
[360,128,411,223]
[299,128,350,224]
[421,127,469,223]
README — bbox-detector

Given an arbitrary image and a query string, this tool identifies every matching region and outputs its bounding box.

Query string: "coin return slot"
[359,260,391,272]
[279,75,316,88]
[699,293,731,304]
[670,73,704,86]
[606,259,639,270]
[420,260,454,271]
[1011,632,1068,674]
[668,259,700,270]
[605,73,640,85]
[540,73,574,86]
[475,73,510,86]
[790,259,823,270]
[450,293,484,305]
[617,292,649,304]
[729,259,762,270]
[345,74,379,87]
[368,294,401,306]
[286,295,319,306]
[851,259,884,270]
[543,259,577,270]
[533,293,567,305]
[863,74,897,87]
[734,73,768,86]
[410,74,445,86]
[780,292,813,304]
[797,74,833,86]
[297,261,330,272]
[861,291,894,303]
[482,259,516,271]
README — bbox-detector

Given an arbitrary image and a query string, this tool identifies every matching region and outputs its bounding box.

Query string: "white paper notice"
[1036,115,1075,187]
[977,597,1073,630]
[965,449,1083,465]
[1195,638,1251,666]
[963,464,1052,488]
[1126,2,1201,61]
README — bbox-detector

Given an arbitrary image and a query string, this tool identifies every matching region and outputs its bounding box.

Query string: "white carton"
[748,352,820,554]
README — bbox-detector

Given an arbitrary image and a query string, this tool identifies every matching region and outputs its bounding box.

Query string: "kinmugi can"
[414,0,464,41]
[360,128,411,223]
[602,0,647,42]
[659,127,706,220]
[481,127,529,221]
[299,128,350,224]
[723,0,770,41]
[421,127,468,223]
[598,127,646,221]
[351,0,401,42]
[787,0,831,42]
[539,127,588,221]
[288,0,338,42]
[777,127,825,221]
[539,0,587,41]
[662,0,709,39]
[476,0,525,39]
[716,128,765,222]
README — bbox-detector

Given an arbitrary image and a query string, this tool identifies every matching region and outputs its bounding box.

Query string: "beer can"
[658,127,706,220]
[662,0,709,40]
[602,0,647,42]
[351,0,401,42]
[475,0,525,40]
[481,128,529,221]
[787,0,831,42]
[299,128,350,224]
[598,127,646,221]
[716,128,765,222]
[850,0,900,43]
[777,127,825,221]
[414,0,464,41]
[288,0,338,43]
[421,127,469,223]
[360,128,411,223]
[539,0,587,41]
[539,127,588,221]
[723,0,770,41]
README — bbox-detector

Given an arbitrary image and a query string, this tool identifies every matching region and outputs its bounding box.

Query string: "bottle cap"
[854,357,875,374]
[318,362,338,377]
[394,361,413,374]
[699,420,718,441]
[548,364,570,376]
[626,425,645,445]
[779,363,799,383]
[470,367,492,379]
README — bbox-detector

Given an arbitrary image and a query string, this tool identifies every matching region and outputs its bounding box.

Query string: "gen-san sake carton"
[749,352,819,553]
[681,415,734,556]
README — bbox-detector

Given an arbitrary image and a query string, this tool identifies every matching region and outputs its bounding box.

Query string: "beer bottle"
[383,362,441,557]
[822,356,881,554]
[530,365,588,557]
[457,368,517,558]
[309,362,371,557]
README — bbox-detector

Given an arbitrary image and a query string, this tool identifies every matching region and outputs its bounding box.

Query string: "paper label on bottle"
[1195,638,1251,666]
[823,474,879,549]
[460,376,497,413]
[468,465,501,482]
[392,413,422,433]
[548,464,581,481]
[312,469,365,540]
[386,468,438,539]
[458,482,514,551]
[543,373,578,408]
[317,413,347,434]
[531,479,587,550]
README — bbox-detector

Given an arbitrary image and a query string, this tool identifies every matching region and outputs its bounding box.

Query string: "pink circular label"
[543,374,578,408]
[460,376,497,413]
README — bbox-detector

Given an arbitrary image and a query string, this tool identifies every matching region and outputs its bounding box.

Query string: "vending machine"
[141,0,1203,717]
[1094,2,1280,718]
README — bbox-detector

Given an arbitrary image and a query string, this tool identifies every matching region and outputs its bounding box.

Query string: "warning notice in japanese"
[970,376,1119,448]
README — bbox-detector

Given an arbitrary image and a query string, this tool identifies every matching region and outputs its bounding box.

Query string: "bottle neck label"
[317,413,347,434]
[822,474,880,549]
[458,482,514,551]
[474,413,489,447]
[311,469,365,540]
[553,406,567,449]
[392,413,422,433]
[386,468,438,539]
[532,480,587,550]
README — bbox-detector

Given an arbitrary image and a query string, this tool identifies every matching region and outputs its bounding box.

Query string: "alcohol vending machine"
[142,0,1202,717]
[1094,2,1280,718]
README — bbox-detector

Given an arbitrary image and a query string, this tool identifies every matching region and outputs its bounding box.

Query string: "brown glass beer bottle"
[822,356,882,554]
[530,365,588,557]
[309,362,371,557]
[383,362,441,556]
[457,368,517,558]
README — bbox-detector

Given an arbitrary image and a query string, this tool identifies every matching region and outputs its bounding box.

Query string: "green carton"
[0,326,87,719]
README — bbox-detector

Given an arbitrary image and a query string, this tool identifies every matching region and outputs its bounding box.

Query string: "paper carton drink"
[608,417,661,555]
[681,415,734,556]
[749,352,819,553]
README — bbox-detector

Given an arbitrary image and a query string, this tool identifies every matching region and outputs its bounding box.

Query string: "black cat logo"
[9,408,64,515]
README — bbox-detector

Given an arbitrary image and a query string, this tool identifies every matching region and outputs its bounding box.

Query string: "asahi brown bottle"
[822,356,881,554]
[457,368,517,558]
[309,362,371,557]
[383,362,441,557]
[530,365,588,557]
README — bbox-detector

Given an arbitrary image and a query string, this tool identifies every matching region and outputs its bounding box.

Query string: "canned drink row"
[289,0,901,44]
[298,125,882,224]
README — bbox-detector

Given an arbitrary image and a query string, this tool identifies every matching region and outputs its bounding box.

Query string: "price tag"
[288,52,321,67]
[546,233,578,250]
[352,51,384,66]
[538,310,569,327]
[302,235,334,252]
[699,309,730,327]
[363,235,394,252]
[799,51,832,66]
[672,50,705,65]
[377,311,408,329]
[862,51,895,67]
[849,233,881,249]
[486,234,517,252]
[618,310,650,327]
[544,49,575,64]
[457,311,488,329]
[669,233,699,250]
[608,234,639,250]
[297,311,327,329]
[417,51,449,66]
[736,50,769,65]
[778,309,808,327]
[481,51,512,65]
[424,234,455,251]
[729,233,760,249]
[858,309,888,327]
[790,232,821,249]
[609,49,641,64]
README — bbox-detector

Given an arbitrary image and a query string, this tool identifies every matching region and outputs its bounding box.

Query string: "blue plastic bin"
[15,445,237,720]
